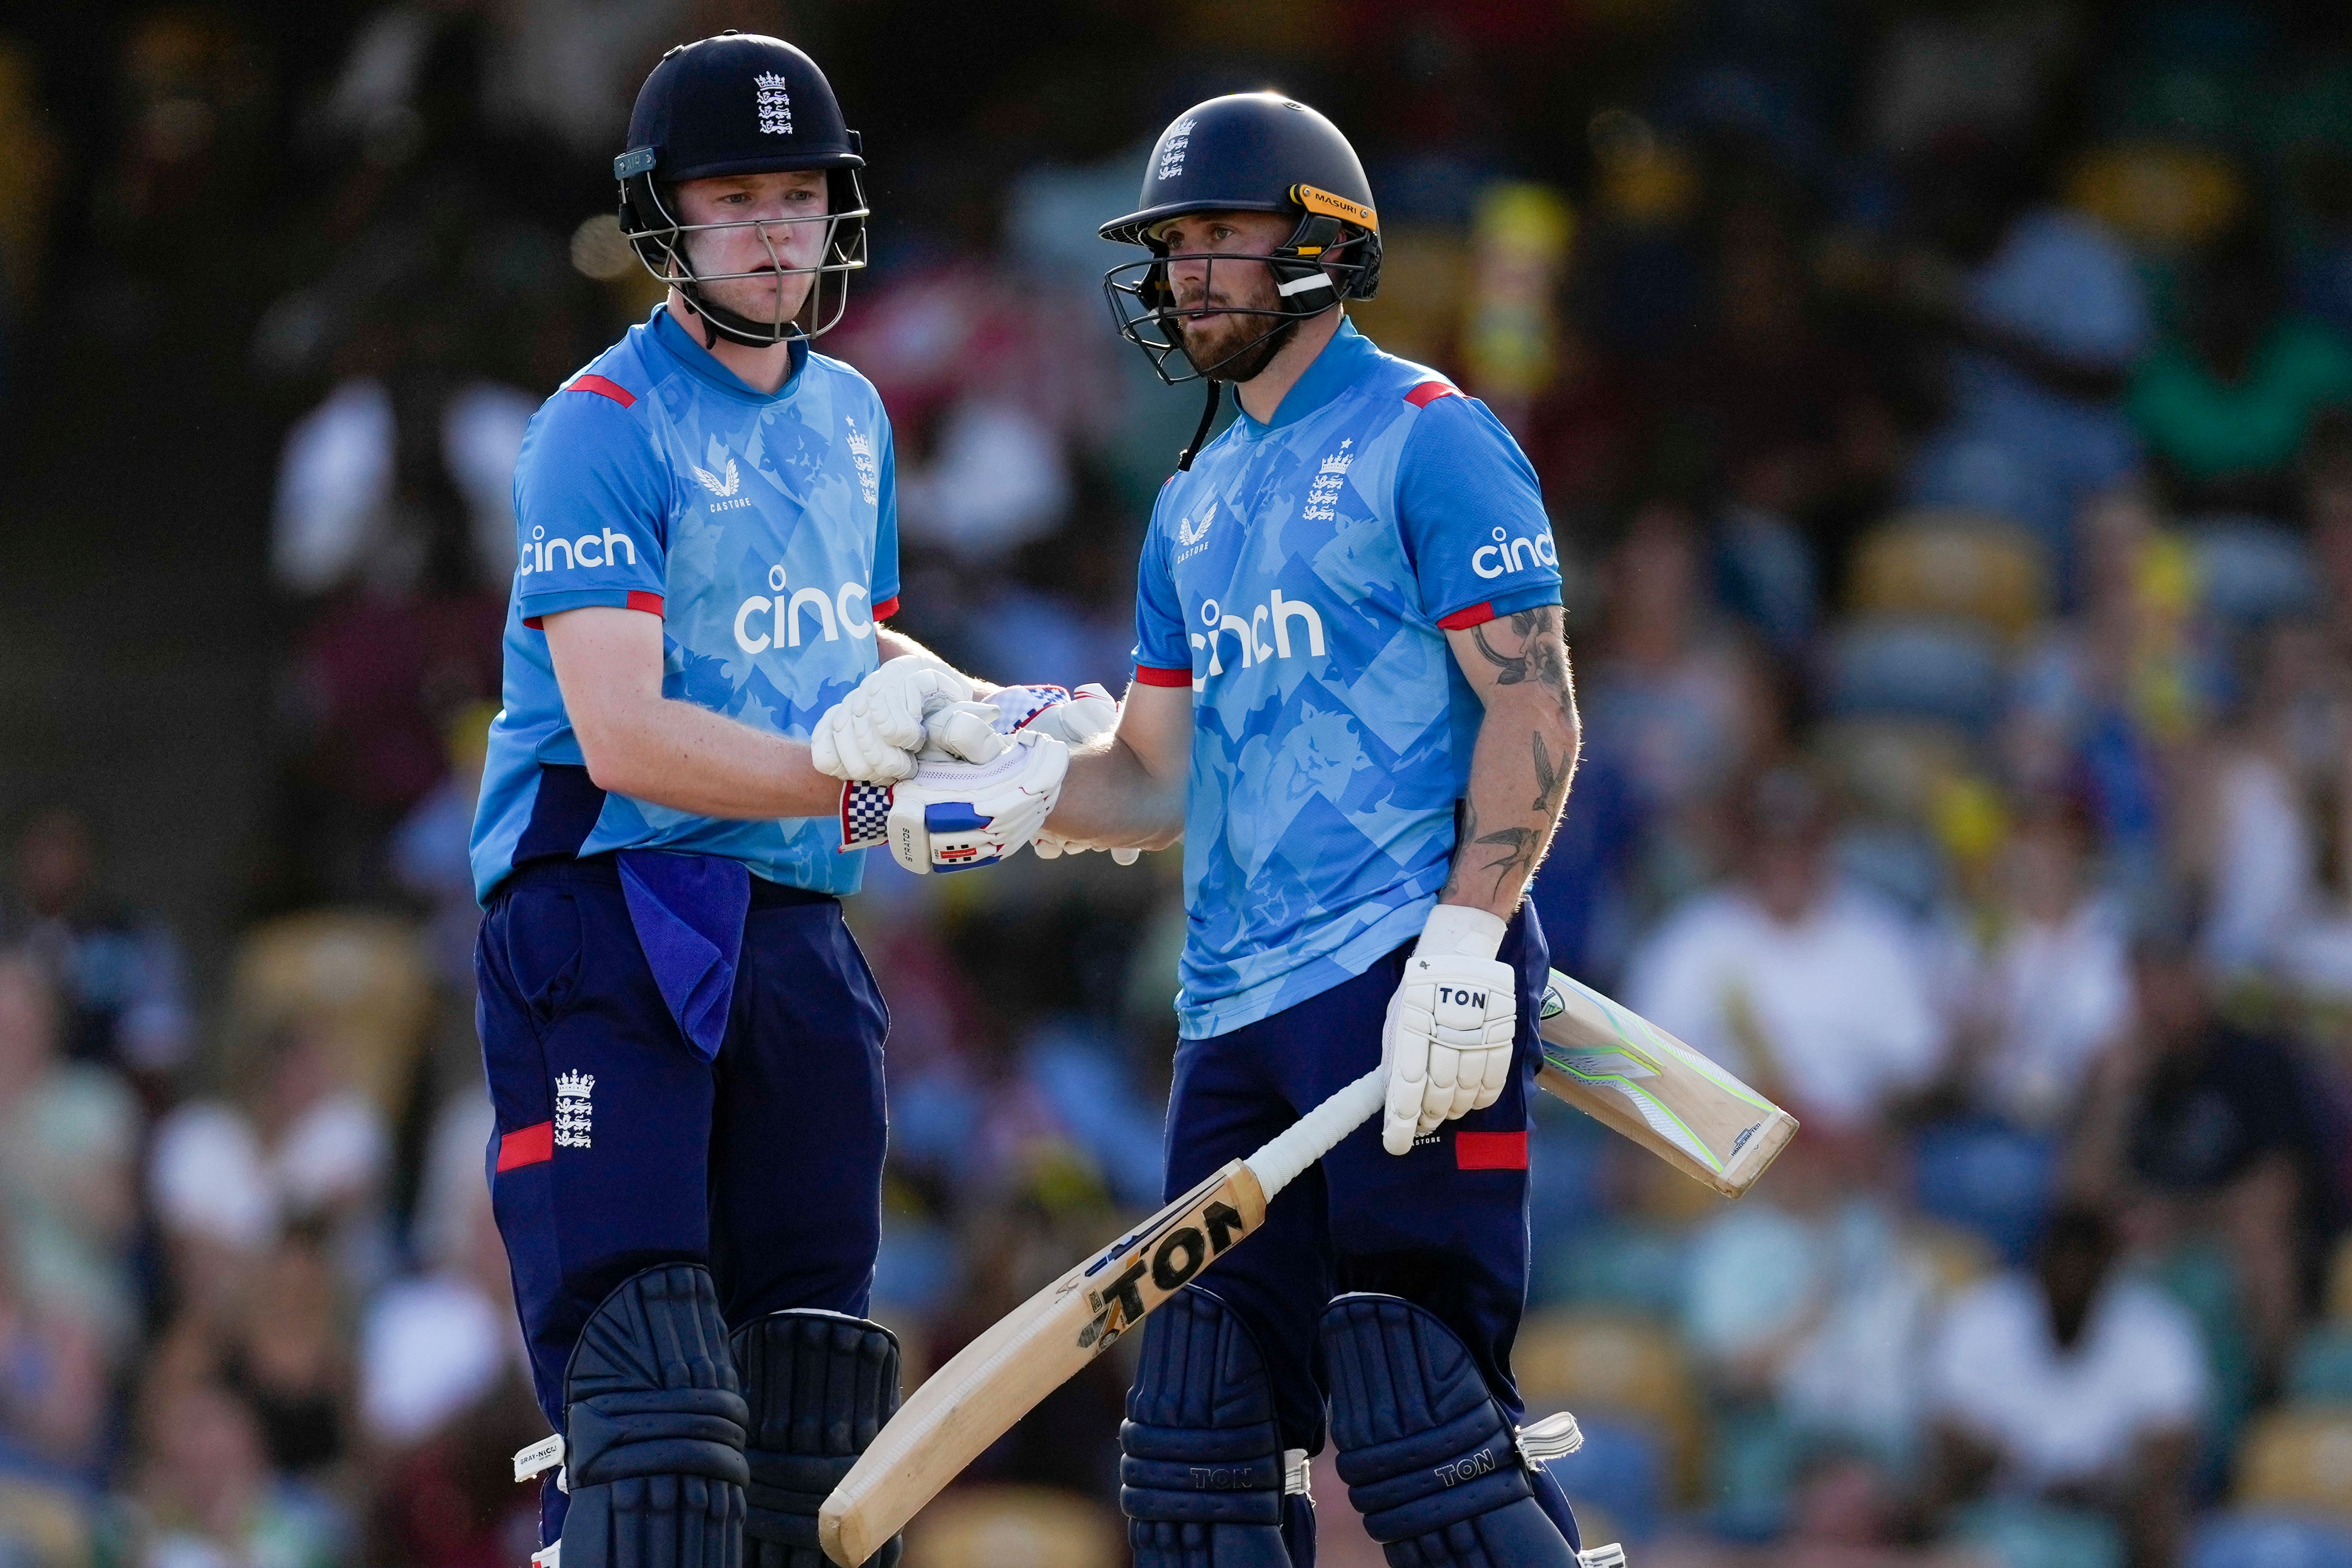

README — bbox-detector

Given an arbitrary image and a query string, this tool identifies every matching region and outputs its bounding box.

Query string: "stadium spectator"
[6,807,193,1091]
[1624,762,1945,1133]
[2072,929,2337,1385]
[2130,222,2352,518]
[1948,793,2134,1129]
[0,950,140,1354]
[1923,1206,2205,1568]
[147,1018,391,1313]
[120,1377,343,1568]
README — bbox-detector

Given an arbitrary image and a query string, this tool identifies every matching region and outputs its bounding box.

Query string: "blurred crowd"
[15,2,2352,1567]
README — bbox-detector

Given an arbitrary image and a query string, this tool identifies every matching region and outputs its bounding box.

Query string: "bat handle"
[1244,1067,1386,1200]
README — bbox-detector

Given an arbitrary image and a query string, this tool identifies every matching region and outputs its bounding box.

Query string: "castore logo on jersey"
[733,562,877,653]
[693,455,756,512]
[1176,501,1216,549]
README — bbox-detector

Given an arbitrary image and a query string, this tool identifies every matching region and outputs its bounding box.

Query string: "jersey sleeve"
[1131,512,1191,688]
[871,408,901,621]
[1393,390,1561,628]
[512,378,670,628]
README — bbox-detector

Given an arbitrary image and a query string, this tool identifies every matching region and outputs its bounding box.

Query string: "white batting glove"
[878,730,1069,874]
[923,684,1144,866]
[809,655,977,783]
[1380,905,1516,1156]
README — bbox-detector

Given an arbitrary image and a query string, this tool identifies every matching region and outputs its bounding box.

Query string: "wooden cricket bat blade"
[1534,968,1797,1197]
[818,1068,1387,1565]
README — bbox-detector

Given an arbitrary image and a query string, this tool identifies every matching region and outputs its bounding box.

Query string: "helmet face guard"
[617,154,869,347]
[1102,207,1381,385]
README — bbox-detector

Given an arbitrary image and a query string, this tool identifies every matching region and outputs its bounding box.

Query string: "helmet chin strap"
[1178,380,1223,471]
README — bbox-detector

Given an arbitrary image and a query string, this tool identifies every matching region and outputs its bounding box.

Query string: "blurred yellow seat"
[1846,510,2050,641]
[222,910,433,1118]
[1513,1311,1704,1501]
[904,1484,1121,1568]
[2236,1409,2352,1515]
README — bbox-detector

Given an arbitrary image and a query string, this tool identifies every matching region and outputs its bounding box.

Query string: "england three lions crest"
[555,1070,595,1149]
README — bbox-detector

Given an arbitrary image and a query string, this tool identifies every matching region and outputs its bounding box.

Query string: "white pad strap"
[514,1432,568,1492]
[1283,1448,1312,1498]
[1577,1546,1627,1568]
[532,1545,562,1568]
[1515,1410,1583,1466]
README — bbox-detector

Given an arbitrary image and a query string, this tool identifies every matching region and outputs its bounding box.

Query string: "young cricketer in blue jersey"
[1045,96,1589,1567]
[469,36,1027,1568]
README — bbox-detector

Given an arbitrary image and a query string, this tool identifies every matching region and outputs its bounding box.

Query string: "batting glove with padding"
[809,655,975,783]
[837,730,1069,874]
[1380,904,1516,1156]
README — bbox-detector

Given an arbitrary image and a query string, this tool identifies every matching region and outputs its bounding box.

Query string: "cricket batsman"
[467,33,1078,1568]
[838,93,1588,1566]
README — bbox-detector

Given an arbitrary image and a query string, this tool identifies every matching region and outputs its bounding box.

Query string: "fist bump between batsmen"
[880,730,1069,874]
[927,683,1143,866]
[1380,904,1518,1157]
[809,654,975,783]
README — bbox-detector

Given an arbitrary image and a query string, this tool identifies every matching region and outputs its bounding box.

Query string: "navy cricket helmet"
[615,32,869,346]
[1100,93,1382,389]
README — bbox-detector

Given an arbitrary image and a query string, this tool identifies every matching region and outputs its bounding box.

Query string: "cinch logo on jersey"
[1472,524,1558,580]
[519,525,642,576]
[1188,589,1326,686]
[733,563,877,653]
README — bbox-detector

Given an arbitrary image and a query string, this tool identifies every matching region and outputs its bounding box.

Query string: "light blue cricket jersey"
[1132,318,1562,1039]
[469,308,900,902]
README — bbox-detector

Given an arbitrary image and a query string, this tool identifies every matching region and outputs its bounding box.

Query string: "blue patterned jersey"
[1132,319,1561,1038]
[470,308,900,901]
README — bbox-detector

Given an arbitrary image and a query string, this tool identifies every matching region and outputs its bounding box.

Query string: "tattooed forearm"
[1475,823,1541,900]
[1441,602,1582,916]
[1467,607,1573,702]
[1530,729,1569,815]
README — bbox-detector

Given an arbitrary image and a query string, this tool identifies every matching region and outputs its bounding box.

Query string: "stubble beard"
[1178,307,1297,382]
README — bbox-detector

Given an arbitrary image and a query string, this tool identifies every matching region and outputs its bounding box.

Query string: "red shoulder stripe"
[871,595,901,621]
[568,374,638,408]
[1133,665,1193,688]
[523,591,663,631]
[1405,380,1461,408]
[1437,602,1496,630]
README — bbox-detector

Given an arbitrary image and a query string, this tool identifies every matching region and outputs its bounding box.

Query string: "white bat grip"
[1244,1068,1387,1200]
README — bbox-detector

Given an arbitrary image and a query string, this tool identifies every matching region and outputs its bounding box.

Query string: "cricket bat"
[819,972,1794,1562]
[1535,968,1796,1198]
[818,1067,1389,1567]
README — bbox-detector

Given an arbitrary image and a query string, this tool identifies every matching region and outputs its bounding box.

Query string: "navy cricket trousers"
[476,853,890,1444]
[1161,906,1550,1457]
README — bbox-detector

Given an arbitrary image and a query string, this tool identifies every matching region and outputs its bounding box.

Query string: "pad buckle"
[1515,1410,1584,1466]
[1282,1448,1312,1498]
[532,1544,562,1568]
[514,1433,569,1492]
[1577,1546,1627,1568]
